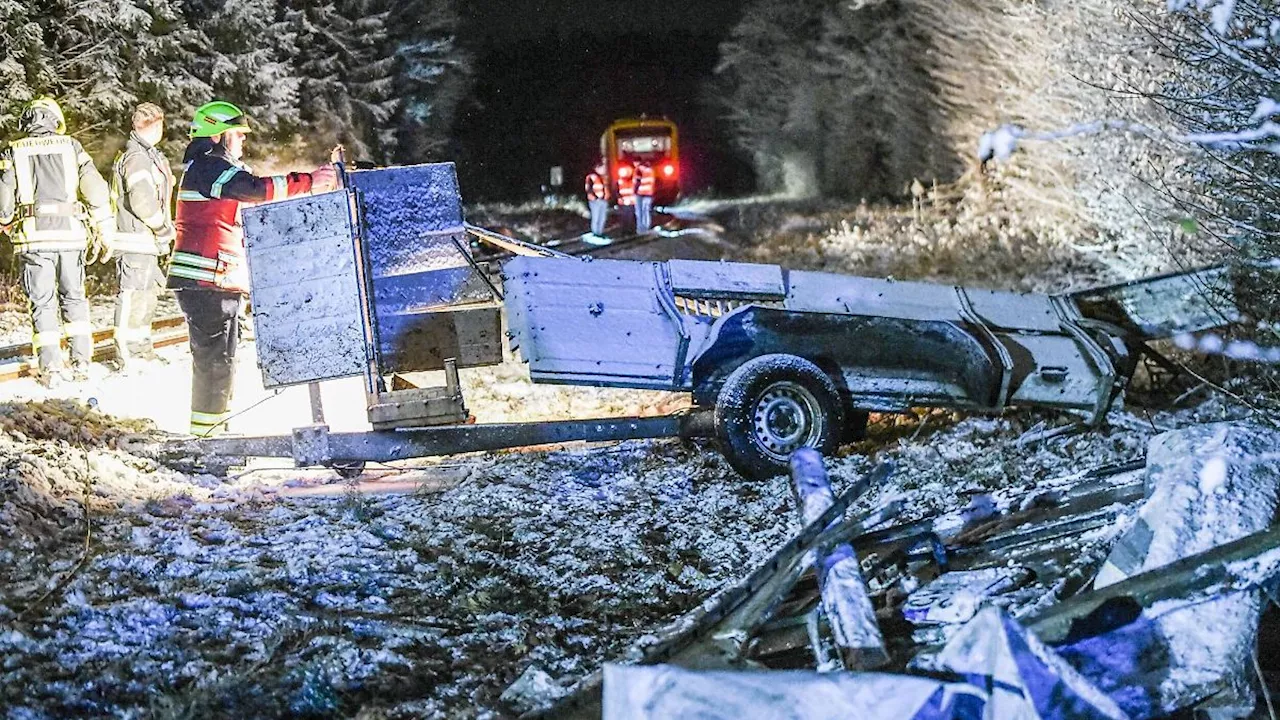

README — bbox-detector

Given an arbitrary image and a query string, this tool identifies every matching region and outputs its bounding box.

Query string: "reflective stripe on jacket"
[585,172,607,201]
[635,163,656,197]
[616,171,635,206]
[0,133,111,253]
[111,133,175,255]
[168,138,313,294]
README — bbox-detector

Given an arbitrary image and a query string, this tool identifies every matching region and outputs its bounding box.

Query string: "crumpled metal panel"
[349,163,500,372]
[1069,265,1237,339]
[243,190,366,388]
[784,270,1068,334]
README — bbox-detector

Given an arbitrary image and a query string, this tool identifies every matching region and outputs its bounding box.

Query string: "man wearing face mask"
[168,100,338,437]
[110,102,174,369]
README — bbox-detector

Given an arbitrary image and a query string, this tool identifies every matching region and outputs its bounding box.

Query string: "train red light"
[662,163,675,177]
[617,165,632,179]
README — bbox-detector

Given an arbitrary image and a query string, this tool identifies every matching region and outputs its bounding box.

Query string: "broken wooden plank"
[789,448,889,670]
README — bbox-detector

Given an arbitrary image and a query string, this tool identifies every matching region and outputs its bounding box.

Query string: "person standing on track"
[633,159,656,233]
[0,98,114,387]
[167,100,337,437]
[585,160,609,238]
[109,102,174,369]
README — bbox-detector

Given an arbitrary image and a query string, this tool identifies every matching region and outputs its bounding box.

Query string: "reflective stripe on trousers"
[19,251,92,371]
[114,252,165,353]
[175,288,242,436]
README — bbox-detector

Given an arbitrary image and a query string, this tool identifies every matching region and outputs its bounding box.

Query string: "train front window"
[617,134,670,158]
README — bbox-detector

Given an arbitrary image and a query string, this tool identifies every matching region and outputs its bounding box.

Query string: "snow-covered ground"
[0,318,1248,716]
[0,201,1255,717]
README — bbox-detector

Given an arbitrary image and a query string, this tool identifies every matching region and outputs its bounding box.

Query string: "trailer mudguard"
[689,307,1001,412]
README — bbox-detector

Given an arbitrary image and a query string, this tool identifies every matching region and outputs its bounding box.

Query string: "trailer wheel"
[714,354,843,480]
[329,460,366,480]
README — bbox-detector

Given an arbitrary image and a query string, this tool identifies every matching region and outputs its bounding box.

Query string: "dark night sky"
[452,0,755,202]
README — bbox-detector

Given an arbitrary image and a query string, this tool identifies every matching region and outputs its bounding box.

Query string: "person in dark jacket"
[167,100,337,437]
[0,98,114,386]
[110,102,175,368]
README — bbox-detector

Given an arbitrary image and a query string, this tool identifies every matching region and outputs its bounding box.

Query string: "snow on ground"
[0,329,1249,717]
[0,202,1252,717]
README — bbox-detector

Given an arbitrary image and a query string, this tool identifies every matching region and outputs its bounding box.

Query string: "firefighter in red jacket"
[633,160,656,233]
[585,160,609,238]
[167,101,337,437]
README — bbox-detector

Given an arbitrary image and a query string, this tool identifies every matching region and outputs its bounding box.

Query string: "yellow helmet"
[23,97,66,135]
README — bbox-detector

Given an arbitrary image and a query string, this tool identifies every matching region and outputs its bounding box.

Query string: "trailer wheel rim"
[751,381,824,460]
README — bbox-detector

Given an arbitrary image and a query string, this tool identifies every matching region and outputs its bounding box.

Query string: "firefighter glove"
[155,223,176,255]
[88,222,115,264]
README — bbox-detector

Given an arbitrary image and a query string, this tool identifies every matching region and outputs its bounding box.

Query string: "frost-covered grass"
[706,190,1117,293]
[0,391,1253,718]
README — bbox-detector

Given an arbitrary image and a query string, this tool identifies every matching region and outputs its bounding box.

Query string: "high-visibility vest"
[585,172,607,201]
[616,169,635,206]
[635,163,656,197]
[0,133,111,252]
[168,138,313,294]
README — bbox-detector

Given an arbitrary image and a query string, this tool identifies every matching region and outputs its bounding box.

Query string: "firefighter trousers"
[174,288,242,436]
[114,252,165,356]
[19,250,92,372]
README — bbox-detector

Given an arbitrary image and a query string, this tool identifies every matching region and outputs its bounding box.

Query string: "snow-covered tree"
[0,0,206,154]
[715,0,953,200]
[386,0,470,163]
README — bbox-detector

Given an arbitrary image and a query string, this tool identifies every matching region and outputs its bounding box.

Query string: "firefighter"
[168,100,337,437]
[633,160,656,233]
[110,102,174,369]
[585,160,609,237]
[0,98,114,387]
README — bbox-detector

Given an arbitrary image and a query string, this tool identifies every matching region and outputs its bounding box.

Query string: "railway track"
[0,315,190,382]
[0,213,712,384]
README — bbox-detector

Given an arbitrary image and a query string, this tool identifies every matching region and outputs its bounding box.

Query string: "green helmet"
[25,98,67,135]
[189,100,250,138]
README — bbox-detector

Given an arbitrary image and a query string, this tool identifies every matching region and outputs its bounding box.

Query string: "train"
[599,117,680,206]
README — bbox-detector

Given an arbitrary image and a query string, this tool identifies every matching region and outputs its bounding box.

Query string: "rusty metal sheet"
[667,259,786,299]
[243,190,366,388]
[375,305,504,371]
[1069,265,1238,339]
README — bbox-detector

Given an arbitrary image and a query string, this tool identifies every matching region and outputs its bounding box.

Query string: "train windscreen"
[617,133,671,159]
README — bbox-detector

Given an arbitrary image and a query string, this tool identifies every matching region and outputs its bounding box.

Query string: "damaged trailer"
[133,160,1240,480]
[503,256,1237,478]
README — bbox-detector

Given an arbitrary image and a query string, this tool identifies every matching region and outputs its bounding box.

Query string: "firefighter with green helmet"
[168,100,337,437]
[0,97,115,387]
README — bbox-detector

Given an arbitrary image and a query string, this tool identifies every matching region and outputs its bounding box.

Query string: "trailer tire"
[714,354,844,481]
[329,460,366,480]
